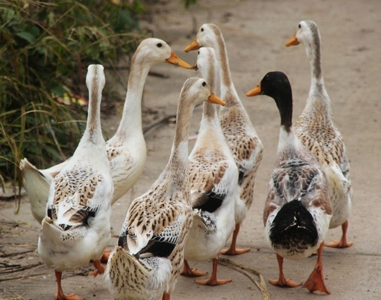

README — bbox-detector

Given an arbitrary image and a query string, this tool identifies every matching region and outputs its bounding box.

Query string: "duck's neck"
[84,80,103,144]
[276,126,303,162]
[165,95,194,190]
[114,54,149,139]
[304,32,331,111]
[212,32,240,107]
[273,87,293,133]
[201,102,221,129]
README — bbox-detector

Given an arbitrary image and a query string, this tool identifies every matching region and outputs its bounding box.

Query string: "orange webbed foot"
[180,267,207,277]
[194,257,232,286]
[220,246,251,256]
[269,277,301,288]
[302,265,330,294]
[180,260,208,277]
[55,292,84,300]
[303,244,330,295]
[324,239,353,248]
[88,260,105,277]
[180,268,208,277]
[195,276,232,286]
[325,220,352,248]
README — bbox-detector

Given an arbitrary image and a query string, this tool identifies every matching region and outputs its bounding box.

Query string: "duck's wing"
[47,166,108,229]
[297,128,351,195]
[220,109,262,184]
[118,192,186,258]
[263,159,331,224]
[273,160,321,202]
[188,157,235,213]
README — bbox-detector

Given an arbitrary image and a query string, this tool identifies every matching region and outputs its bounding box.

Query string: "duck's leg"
[88,260,105,277]
[100,249,112,263]
[324,220,353,248]
[303,243,330,294]
[195,257,232,286]
[162,293,170,300]
[180,259,207,277]
[54,270,83,300]
[269,254,301,288]
[220,223,250,255]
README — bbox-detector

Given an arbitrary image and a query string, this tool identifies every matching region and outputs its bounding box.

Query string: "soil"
[1,0,381,299]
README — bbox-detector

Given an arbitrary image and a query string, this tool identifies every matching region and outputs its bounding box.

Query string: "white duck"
[38,65,114,300]
[180,47,238,285]
[105,77,226,300]
[286,20,353,248]
[247,71,332,294]
[20,38,193,224]
[185,23,263,255]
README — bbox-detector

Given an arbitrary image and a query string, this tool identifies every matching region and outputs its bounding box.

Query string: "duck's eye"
[201,27,204,32]
[198,50,200,55]
[298,24,301,29]
[202,81,206,87]
[157,43,162,48]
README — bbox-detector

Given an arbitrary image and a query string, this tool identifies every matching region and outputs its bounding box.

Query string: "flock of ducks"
[20,20,352,300]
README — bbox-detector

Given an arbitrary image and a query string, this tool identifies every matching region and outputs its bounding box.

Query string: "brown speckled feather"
[220,105,263,208]
[49,166,103,227]
[295,107,346,169]
[188,147,230,206]
[263,157,332,225]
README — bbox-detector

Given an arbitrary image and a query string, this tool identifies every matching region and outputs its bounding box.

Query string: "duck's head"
[86,64,105,91]
[285,20,320,49]
[246,72,293,131]
[136,38,193,69]
[246,71,291,100]
[184,23,221,52]
[181,77,225,107]
[193,47,216,74]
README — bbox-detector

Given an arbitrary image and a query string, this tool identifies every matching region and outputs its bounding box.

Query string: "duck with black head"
[246,71,332,295]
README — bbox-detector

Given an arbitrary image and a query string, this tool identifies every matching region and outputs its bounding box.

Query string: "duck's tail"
[20,158,53,223]
[105,246,172,299]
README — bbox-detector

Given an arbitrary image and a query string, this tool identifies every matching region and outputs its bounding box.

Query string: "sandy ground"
[1,0,381,299]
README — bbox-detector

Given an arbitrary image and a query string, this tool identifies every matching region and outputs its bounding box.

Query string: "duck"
[246,71,332,294]
[184,23,263,255]
[20,38,193,224]
[285,20,353,248]
[180,47,238,286]
[37,65,114,300]
[105,77,226,300]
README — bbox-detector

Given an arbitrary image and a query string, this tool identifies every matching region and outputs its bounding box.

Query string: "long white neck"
[304,34,331,114]
[82,79,104,145]
[199,102,222,136]
[164,93,195,191]
[114,54,150,139]
[211,32,242,107]
[203,71,221,127]
[276,126,304,163]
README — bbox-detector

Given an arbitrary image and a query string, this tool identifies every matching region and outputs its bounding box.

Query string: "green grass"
[0,0,146,193]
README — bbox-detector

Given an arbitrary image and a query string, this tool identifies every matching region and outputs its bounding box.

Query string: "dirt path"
[1,0,381,299]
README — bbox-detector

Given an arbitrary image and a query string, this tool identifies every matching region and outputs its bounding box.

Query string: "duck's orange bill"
[166,50,193,69]
[246,84,261,97]
[184,39,201,52]
[285,34,300,47]
[208,92,226,106]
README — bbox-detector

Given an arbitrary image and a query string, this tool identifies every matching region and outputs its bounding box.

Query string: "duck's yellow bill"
[166,51,193,69]
[184,39,201,52]
[208,92,226,106]
[246,85,261,97]
[285,34,300,47]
